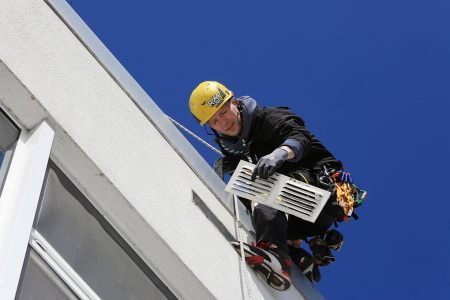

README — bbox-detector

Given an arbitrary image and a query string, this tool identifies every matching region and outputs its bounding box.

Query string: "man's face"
[207,100,242,137]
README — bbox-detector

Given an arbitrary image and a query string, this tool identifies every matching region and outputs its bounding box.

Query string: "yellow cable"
[289,171,309,184]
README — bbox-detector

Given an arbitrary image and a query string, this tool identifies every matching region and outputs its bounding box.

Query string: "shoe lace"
[251,241,274,249]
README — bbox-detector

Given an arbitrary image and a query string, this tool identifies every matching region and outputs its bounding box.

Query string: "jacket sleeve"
[255,108,313,160]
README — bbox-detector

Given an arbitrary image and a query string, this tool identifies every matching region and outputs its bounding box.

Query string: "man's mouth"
[226,123,234,132]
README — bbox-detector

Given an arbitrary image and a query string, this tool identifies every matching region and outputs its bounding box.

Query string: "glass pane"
[15,246,80,300]
[0,109,20,193]
[34,160,176,300]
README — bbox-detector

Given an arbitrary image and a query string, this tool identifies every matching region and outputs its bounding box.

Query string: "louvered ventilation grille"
[225,161,331,223]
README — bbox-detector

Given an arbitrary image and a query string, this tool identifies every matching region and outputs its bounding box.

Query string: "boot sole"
[231,242,291,291]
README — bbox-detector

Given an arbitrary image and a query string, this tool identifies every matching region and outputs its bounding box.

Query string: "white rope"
[234,195,253,300]
[167,116,224,156]
[168,116,251,297]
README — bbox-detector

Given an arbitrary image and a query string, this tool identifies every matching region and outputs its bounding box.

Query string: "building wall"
[0,0,318,299]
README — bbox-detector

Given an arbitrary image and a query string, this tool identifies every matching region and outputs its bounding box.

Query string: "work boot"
[325,229,344,251]
[309,237,336,266]
[231,241,292,291]
[288,244,321,284]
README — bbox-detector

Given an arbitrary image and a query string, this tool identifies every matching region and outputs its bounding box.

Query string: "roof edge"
[43,0,240,219]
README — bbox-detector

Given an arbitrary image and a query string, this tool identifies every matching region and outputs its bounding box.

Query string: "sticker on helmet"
[208,92,223,108]
[207,86,228,108]
[201,101,206,105]
[217,86,226,99]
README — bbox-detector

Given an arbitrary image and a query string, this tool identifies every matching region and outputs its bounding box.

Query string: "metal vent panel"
[225,161,331,223]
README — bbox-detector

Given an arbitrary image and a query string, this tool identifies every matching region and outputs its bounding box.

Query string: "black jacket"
[216,106,343,175]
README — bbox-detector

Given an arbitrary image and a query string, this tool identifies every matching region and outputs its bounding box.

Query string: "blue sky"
[71,1,450,299]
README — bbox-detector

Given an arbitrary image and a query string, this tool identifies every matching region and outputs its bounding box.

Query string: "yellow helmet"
[189,81,234,126]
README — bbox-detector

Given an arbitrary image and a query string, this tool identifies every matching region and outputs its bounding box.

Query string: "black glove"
[213,158,224,180]
[251,148,289,181]
[213,157,237,180]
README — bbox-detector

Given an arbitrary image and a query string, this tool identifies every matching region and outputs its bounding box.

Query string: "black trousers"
[252,169,341,255]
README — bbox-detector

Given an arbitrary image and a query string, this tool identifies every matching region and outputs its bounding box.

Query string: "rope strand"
[167,116,224,156]
[169,115,253,298]
[234,195,253,300]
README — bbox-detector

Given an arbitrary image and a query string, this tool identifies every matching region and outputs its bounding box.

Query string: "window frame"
[28,229,101,300]
[30,158,177,300]
[0,119,55,300]
[0,107,20,194]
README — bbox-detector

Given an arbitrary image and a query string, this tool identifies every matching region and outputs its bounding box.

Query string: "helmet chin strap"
[204,122,234,141]
[236,100,245,138]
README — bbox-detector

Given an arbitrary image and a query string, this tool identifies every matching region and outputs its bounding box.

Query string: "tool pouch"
[333,180,355,217]
[316,166,356,222]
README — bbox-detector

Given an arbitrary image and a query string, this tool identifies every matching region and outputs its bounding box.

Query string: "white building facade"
[0,1,325,299]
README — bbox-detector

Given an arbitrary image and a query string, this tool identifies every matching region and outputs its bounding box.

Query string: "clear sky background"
[70,1,449,299]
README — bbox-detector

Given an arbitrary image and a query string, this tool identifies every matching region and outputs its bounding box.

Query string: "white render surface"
[0,1,310,299]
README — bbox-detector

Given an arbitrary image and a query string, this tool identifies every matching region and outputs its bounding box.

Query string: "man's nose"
[219,116,228,126]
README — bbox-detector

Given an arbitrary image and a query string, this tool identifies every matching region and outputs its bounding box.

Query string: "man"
[189,81,344,291]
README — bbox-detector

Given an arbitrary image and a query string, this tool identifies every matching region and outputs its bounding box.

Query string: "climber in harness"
[189,81,364,290]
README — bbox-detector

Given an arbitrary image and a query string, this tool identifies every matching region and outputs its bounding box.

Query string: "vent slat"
[285,182,318,197]
[231,187,268,200]
[280,189,318,205]
[278,193,317,209]
[277,195,315,212]
[233,182,268,196]
[236,175,273,192]
[283,186,317,200]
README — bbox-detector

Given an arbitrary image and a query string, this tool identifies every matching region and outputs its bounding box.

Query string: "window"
[16,160,176,299]
[0,108,20,193]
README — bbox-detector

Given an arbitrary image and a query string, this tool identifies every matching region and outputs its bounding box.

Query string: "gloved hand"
[251,148,289,181]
